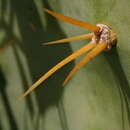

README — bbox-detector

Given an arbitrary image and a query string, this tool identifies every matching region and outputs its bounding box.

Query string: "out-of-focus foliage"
[0,0,130,130]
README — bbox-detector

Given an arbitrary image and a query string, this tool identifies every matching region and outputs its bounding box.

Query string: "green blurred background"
[0,0,130,129]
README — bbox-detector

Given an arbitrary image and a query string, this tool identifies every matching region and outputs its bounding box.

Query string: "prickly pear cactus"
[0,0,130,130]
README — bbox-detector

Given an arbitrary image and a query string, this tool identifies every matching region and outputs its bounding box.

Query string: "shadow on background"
[0,67,18,130]
[104,47,130,129]
[0,0,74,129]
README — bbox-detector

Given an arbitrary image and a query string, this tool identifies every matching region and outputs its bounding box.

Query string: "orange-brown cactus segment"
[43,33,93,45]
[63,42,107,85]
[43,8,100,32]
[19,8,118,101]
[19,42,96,99]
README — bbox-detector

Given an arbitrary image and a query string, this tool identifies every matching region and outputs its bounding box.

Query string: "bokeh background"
[0,0,130,130]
